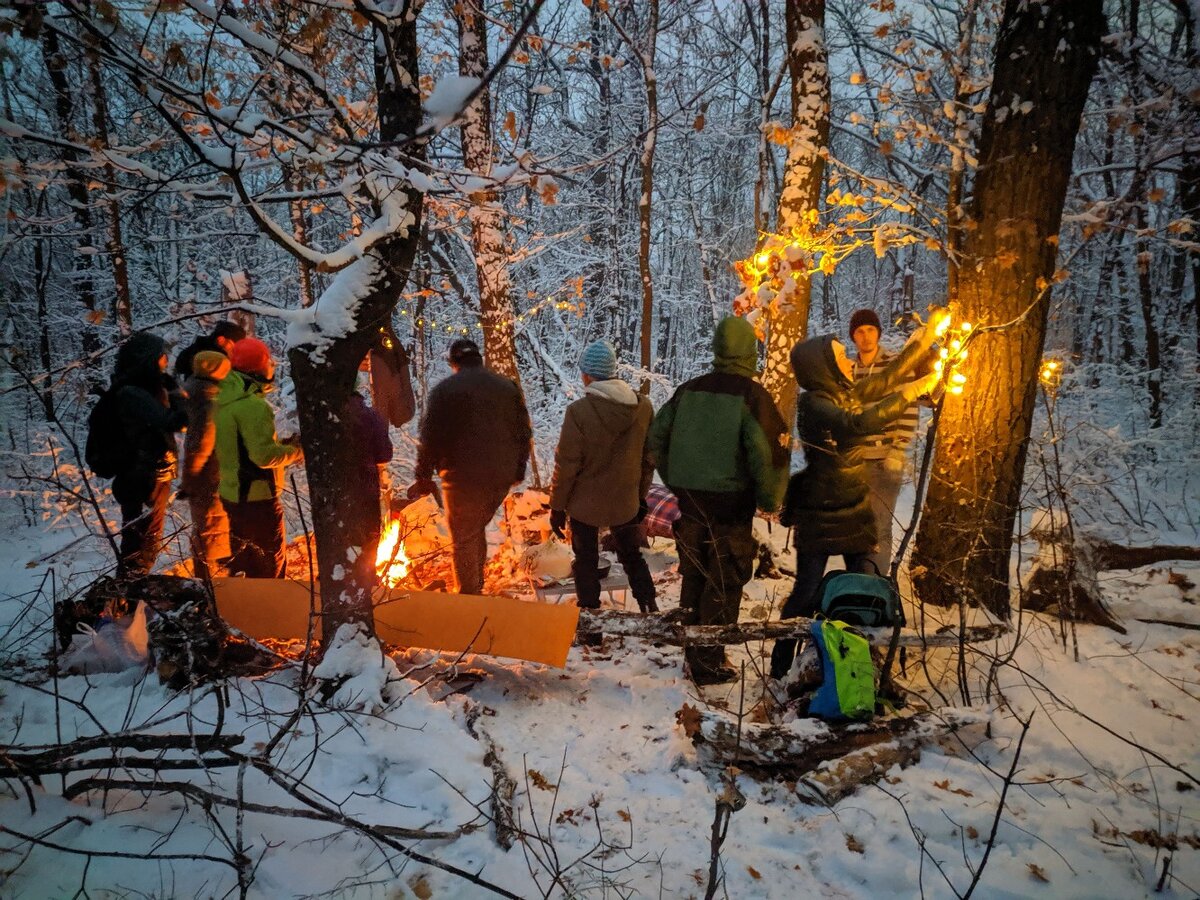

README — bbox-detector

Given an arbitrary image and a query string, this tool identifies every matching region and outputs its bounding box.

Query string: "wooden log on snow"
[687,706,987,787]
[576,609,1007,648]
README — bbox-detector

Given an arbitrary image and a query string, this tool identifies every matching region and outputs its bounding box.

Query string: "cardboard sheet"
[211,578,580,668]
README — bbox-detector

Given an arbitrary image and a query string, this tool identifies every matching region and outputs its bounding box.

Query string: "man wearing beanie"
[182,351,232,579]
[548,340,658,613]
[847,308,924,575]
[410,339,532,595]
[648,317,789,685]
[214,337,303,578]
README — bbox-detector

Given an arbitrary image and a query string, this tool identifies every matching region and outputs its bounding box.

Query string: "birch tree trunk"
[912,0,1105,618]
[762,0,828,428]
[456,0,520,382]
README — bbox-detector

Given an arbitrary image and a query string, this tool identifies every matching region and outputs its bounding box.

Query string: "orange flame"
[375,516,411,587]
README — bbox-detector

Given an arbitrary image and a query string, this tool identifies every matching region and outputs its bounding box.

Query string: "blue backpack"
[814,568,905,628]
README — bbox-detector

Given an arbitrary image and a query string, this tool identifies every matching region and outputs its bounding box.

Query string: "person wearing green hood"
[648,316,789,684]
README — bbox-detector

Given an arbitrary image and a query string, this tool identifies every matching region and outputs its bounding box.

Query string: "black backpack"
[814,566,905,628]
[84,389,125,479]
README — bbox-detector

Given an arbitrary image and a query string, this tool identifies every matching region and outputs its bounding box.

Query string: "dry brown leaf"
[845,834,865,854]
[409,874,433,899]
[617,809,631,822]
[1027,863,1050,883]
[527,769,554,791]
[676,703,703,738]
[747,865,762,879]
[966,826,979,840]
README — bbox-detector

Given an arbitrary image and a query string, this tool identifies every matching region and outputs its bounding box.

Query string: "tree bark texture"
[288,16,424,642]
[762,0,828,428]
[457,0,520,382]
[38,19,101,355]
[636,0,659,387]
[913,0,1105,618]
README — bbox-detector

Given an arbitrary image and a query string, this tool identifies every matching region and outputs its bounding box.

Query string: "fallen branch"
[1,733,244,780]
[577,610,1008,648]
[62,777,468,841]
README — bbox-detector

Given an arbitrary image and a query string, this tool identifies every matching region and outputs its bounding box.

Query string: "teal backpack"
[808,620,876,721]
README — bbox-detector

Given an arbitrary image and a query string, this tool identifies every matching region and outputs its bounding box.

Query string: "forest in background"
[0,0,1196,616]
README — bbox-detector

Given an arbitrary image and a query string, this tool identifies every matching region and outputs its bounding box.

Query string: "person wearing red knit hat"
[214,337,303,578]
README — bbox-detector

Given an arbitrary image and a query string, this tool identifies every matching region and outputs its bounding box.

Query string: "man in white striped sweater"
[848,308,923,576]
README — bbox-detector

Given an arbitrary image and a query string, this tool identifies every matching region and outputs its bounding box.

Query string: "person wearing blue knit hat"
[548,340,658,613]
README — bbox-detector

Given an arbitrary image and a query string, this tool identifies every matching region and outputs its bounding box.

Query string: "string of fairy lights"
[394,295,584,336]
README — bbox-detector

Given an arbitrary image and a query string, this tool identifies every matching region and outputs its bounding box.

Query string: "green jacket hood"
[712,316,759,377]
[791,335,849,394]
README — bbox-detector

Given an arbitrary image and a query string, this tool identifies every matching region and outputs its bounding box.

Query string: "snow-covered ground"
[1,508,1198,899]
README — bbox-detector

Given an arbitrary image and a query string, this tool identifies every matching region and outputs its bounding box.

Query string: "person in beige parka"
[548,340,658,612]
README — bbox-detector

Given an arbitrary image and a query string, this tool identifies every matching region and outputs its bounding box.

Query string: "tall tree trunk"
[762,0,828,428]
[39,20,101,355]
[86,39,132,335]
[633,0,659,387]
[456,0,520,381]
[912,0,1104,618]
[287,15,424,642]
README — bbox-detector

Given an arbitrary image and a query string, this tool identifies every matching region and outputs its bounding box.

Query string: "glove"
[927,305,952,338]
[635,500,649,523]
[549,509,567,541]
[901,371,940,404]
[407,478,436,500]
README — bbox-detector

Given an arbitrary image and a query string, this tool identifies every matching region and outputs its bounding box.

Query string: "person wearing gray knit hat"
[549,340,658,613]
[578,340,618,380]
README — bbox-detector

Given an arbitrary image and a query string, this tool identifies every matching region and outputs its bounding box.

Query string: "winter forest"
[1,0,1198,897]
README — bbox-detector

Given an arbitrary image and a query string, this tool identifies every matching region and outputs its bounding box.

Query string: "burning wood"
[375,516,412,587]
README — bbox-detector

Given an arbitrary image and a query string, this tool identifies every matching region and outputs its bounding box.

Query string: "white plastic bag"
[522,538,574,581]
[60,601,150,674]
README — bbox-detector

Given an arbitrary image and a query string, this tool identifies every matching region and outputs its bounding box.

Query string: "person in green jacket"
[214,337,303,578]
[648,316,789,685]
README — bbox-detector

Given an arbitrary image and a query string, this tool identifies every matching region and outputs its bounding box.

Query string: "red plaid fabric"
[643,484,680,539]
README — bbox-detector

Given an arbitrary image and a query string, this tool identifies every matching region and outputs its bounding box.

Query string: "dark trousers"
[226,498,286,579]
[569,517,657,612]
[673,515,756,677]
[117,480,171,575]
[443,482,508,595]
[769,550,870,678]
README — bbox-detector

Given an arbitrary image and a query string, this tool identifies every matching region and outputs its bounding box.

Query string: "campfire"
[375,516,412,588]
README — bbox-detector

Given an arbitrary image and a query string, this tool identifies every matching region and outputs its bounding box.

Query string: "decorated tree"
[912,0,1106,618]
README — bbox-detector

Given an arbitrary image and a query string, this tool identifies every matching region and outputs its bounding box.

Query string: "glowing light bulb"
[961,322,972,332]
[939,348,949,360]
[755,252,771,267]
[951,372,967,385]
[949,384,964,395]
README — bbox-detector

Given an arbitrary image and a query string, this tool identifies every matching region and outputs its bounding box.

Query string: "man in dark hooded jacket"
[109,332,187,573]
[410,339,532,595]
[549,340,657,613]
[648,317,789,684]
[769,311,946,678]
